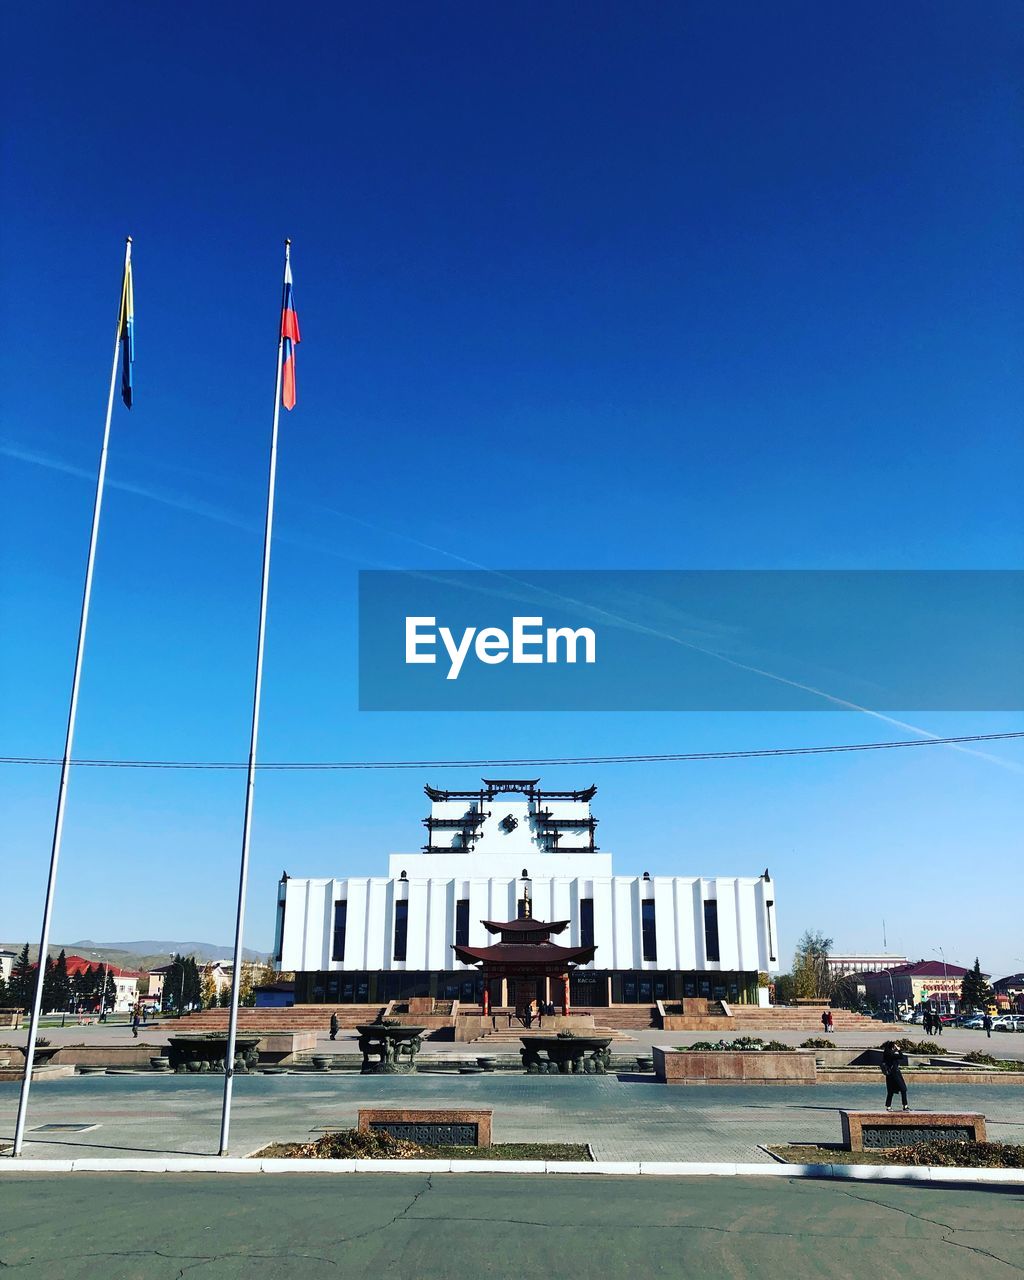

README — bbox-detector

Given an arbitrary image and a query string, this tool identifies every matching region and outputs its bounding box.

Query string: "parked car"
[961,1015,986,1029]
[994,1015,1024,1032]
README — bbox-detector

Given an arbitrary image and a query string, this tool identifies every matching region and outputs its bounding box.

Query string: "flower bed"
[767,1140,1024,1168]
[252,1130,591,1161]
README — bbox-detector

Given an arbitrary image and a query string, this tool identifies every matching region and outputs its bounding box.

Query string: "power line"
[0,731,1020,772]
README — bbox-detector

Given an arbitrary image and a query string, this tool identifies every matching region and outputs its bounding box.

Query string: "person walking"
[826,1010,834,1034]
[983,1013,993,1039]
[130,1008,140,1039]
[329,1012,339,1041]
[881,1040,909,1111]
[935,1011,943,1036]
[821,1010,829,1034]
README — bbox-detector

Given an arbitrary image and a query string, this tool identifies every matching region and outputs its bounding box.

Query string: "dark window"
[703,899,720,962]
[455,899,470,947]
[580,898,594,948]
[275,899,286,962]
[517,897,529,920]
[332,900,347,961]
[393,900,408,961]
[641,900,657,961]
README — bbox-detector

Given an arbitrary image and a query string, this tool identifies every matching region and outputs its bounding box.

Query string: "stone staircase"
[173,1005,386,1032]
[725,1006,879,1032]
[476,1024,637,1044]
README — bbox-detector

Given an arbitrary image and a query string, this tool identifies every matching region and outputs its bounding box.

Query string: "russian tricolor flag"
[280,255,300,410]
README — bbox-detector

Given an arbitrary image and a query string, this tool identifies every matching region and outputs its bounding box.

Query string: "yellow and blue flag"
[119,250,134,409]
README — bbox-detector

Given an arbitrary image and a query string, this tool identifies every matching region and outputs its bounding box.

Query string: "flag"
[280,257,300,410]
[119,252,134,409]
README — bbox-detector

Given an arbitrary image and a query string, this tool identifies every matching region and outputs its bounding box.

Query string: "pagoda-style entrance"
[452,912,596,1023]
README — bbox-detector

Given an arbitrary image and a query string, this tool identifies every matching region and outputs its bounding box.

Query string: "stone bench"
[357,1107,493,1148]
[841,1110,987,1151]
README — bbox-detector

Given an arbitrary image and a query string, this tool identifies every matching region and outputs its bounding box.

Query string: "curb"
[0,1157,1021,1184]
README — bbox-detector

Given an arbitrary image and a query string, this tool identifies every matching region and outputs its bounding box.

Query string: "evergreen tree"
[41,955,56,1011]
[0,973,8,1006]
[162,955,186,1013]
[103,969,117,1013]
[52,950,71,1013]
[219,985,232,1008]
[10,944,32,1010]
[184,956,202,1012]
[960,958,993,1011]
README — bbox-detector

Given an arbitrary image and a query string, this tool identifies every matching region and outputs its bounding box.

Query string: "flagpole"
[12,236,132,1157]
[219,240,289,1156]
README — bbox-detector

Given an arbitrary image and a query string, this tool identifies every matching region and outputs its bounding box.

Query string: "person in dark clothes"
[821,1010,829,1034]
[983,1013,993,1038]
[881,1040,909,1111]
[924,1008,934,1035]
[329,1013,339,1041]
[131,1009,140,1039]
[935,1011,943,1036]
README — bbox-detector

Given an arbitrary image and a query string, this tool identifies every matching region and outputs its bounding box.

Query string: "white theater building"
[274,779,780,1007]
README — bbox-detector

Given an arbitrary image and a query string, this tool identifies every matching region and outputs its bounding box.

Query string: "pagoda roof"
[451,941,597,969]
[424,779,597,803]
[482,918,569,936]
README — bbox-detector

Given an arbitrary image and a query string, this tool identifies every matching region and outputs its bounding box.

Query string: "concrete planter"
[653,1047,816,1085]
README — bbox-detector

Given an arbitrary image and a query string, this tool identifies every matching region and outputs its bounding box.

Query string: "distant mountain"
[71,940,267,962]
[1,940,268,972]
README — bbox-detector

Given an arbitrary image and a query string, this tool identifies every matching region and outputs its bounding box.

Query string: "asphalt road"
[1,1173,1021,1279]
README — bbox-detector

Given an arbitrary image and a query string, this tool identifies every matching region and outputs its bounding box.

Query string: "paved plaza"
[1,1172,1022,1278]
[16,1018,1024,1059]
[2,1071,1023,1161]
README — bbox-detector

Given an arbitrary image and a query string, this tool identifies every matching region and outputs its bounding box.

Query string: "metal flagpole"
[219,240,289,1156]
[12,237,133,1156]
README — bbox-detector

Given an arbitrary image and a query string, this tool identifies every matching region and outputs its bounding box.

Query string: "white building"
[826,953,908,977]
[275,779,780,1007]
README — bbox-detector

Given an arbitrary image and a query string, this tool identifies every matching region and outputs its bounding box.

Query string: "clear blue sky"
[1,3,1022,975]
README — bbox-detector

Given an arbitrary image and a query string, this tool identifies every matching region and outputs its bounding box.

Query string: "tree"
[184,956,202,1012]
[41,955,56,1011]
[792,930,834,1000]
[52,950,71,1013]
[218,985,232,1008]
[10,944,32,1011]
[0,973,8,1006]
[960,958,993,1012]
[238,964,257,1007]
[162,955,185,1013]
[200,972,217,1009]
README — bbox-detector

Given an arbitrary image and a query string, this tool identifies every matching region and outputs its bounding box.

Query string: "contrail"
[8,440,1017,771]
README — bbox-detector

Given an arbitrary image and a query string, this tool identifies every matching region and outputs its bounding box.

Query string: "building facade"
[826,953,908,977]
[274,779,780,1007]
[860,960,973,1015]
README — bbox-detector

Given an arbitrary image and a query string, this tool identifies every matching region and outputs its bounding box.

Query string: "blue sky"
[1,3,1021,975]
